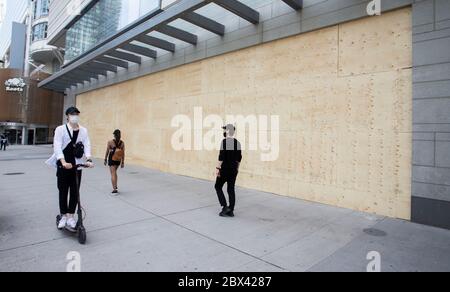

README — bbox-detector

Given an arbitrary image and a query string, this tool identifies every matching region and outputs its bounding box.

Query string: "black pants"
[57,168,82,214]
[215,168,238,211]
[1,142,6,150]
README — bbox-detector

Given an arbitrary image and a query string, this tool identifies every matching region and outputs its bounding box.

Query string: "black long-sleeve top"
[219,138,242,170]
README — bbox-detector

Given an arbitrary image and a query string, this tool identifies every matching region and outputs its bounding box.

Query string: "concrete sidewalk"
[0,146,449,272]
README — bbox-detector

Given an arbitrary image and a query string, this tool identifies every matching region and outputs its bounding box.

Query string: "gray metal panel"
[135,35,176,52]
[87,61,118,73]
[56,74,87,85]
[413,99,450,124]
[51,81,73,89]
[9,22,27,70]
[79,65,108,76]
[214,0,260,24]
[53,77,79,85]
[413,37,450,67]
[50,85,73,92]
[120,43,157,59]
[47,73,95,91]
[96,56,129,69]
[156,25,198,45]
[412,197,450,230]
[181,12,225,36]
[412,0,450,230]
[413,182,450,202]
[68,69,99,80]
[413,140,435,166]
[281,0,303,10]
[413,165,450,188]
[48,86,67,92]
[107,50,142,64]
[59,73,90,85]
[436,141,450,167]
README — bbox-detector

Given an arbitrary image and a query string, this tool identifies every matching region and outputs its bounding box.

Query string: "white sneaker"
[66,217,77,231]
[58,216,67,230]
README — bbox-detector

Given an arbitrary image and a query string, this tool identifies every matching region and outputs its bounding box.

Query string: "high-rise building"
[37,0,450,230]
[29,0,62,75]
[0,0,62,74]
[64,0,123,63]
[0,0,6,27]
[0,0,28,69]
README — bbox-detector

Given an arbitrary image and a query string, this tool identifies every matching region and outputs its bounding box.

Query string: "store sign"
[5,78,26,92]
[0,122,20,127]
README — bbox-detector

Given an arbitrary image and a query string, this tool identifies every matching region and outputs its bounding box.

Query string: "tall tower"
[0,0,5,27]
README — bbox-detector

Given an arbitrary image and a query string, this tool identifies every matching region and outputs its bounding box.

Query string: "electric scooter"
[56,164,88,245]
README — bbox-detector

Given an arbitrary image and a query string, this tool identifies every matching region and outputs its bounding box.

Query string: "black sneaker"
[219,207,231,217]
[227,210,235,217]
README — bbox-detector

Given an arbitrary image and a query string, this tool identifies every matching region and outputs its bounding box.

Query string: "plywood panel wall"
[77,8,412,219]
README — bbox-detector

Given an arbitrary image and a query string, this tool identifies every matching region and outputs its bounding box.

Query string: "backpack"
[112,140,124,161]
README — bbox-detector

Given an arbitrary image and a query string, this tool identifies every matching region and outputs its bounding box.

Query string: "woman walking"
[104,129,125,195]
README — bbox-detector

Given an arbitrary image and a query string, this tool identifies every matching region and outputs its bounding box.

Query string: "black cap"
[113,129,121,135]
[222,124,235,131]
[65,106,80,115]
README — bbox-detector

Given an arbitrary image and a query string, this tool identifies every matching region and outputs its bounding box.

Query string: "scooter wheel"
[56,215,62,228]
[78,227,87,245]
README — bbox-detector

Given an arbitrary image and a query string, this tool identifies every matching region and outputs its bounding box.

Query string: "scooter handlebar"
[75,164,93,168]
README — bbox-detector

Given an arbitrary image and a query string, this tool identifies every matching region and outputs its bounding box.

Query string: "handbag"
[66,125,85,159]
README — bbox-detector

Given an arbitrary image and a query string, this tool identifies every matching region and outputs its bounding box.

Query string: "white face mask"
[69,115,80,124]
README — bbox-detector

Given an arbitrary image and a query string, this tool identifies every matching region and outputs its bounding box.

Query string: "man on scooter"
[46,106,94,231]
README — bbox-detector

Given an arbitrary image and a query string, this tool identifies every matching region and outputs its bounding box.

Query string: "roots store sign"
[4,78,26,92]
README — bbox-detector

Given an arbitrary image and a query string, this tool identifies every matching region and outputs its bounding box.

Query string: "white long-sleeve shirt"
[46,123,92,168]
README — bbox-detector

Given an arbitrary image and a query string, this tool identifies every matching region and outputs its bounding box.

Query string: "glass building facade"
[64,0,161,63]
[33,0,49,20]
[32,22,48,41]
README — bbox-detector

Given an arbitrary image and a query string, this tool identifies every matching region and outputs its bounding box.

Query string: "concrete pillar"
[24,5,33,77]
[21,126,27,145]
[62,90,77,123]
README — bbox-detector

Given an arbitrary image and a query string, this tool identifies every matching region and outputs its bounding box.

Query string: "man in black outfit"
[46,106,94,231]
[215,124,242,217]
[0,134,7,151]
